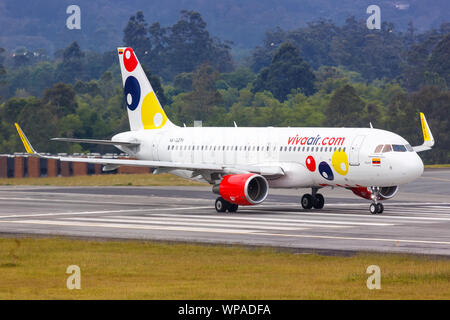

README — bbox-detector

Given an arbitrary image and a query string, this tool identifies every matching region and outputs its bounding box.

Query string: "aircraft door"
[349,135,366,166]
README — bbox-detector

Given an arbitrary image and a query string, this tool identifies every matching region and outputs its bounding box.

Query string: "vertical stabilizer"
[117,47,175,131]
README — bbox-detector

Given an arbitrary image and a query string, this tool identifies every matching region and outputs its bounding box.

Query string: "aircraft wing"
[51,137,140,147]
[413,113,435,153]
[14,123,284,178]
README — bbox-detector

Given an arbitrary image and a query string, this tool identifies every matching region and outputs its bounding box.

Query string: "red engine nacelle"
[213,173,269,205]
[350,186,399,200]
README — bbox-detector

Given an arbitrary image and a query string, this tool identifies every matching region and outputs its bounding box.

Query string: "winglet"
[420,112,434,145]
[413,113,435,152]
[14,123,37,154]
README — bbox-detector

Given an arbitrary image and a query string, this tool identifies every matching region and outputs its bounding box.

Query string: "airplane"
[15,47,435,214]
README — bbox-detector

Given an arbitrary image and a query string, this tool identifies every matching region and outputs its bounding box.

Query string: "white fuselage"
[113,126,424,188]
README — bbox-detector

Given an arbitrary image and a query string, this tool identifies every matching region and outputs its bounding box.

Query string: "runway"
[0,169,449,256]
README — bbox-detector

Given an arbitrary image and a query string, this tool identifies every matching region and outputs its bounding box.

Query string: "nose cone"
[411,152,424,179]
[390,152,424,184]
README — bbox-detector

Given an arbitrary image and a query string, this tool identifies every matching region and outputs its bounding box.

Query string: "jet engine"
[213,173,269,205]
[349,186,399,200]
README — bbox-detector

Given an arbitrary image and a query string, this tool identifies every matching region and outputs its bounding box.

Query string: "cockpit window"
[374,144,383,153]
[405,144,413,152]
[392,144,407,152]
[382,144,392,153]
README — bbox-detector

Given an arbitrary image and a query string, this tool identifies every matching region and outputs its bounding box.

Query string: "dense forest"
[0,10,449,164]
[1,0,449,51]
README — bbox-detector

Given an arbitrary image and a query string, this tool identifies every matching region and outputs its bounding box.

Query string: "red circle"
[123,48,138,72]
[305,155,316,172]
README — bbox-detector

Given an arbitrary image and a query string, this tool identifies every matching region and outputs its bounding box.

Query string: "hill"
[0,0,449,53]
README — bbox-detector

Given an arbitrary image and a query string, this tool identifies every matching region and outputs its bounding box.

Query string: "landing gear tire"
[228,204,239,213]
[215,197,228,213]
[313,194,325,209]
[370,202,384,214]
[376,203,384,214]
[301,194,314,209]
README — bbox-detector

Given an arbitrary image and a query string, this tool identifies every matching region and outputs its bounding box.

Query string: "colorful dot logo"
[141,92,168,129]
[331,149,349,176]
[305,155,316,172]
[123,48,138,72]
[318,161,334,181]
[124,76,140,111]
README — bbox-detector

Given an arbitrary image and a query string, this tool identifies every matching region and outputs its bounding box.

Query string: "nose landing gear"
[369,187,384,214]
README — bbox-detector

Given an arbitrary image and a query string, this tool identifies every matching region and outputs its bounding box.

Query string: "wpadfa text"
[178,304,271,318]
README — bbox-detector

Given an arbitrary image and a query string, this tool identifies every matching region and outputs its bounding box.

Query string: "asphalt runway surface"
[0,169,449,256]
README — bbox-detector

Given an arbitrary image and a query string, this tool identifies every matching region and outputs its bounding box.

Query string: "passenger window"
[382,144,392,153]
[374,144,383,153]
[392,144,407,152]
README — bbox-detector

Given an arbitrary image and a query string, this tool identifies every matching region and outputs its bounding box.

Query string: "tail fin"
[117,47,175,131]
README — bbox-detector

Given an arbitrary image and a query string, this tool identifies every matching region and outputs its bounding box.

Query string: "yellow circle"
[331,149,349,176]
[141,92,167,129]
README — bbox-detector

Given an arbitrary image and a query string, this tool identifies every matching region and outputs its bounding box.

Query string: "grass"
[0,173,208,187]
[0,237,448,299]
[0,166,448,187]
[425,164,450,168]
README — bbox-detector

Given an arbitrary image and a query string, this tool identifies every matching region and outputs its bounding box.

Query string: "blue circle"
[124,76,140,111]
[318,162,334,181]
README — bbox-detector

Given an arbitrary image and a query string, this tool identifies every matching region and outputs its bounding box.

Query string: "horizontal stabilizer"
[51,138,140,147]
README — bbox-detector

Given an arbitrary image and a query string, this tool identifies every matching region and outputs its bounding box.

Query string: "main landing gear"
[369,187,384,214]
[301,188,325,210]
[215,197,239,213]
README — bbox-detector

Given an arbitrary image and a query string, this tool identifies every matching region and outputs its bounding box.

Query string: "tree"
[123,10,233,81]
[42,83,78,117]
[325,84,366,127]
[252,42,316,101]
[165,10,233,78]
[56,41,85,83]
[411,86,450,164]
[123,11,151,58]
[0,47,7,100]
[170,63,223,124]
[428,34,450,86]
